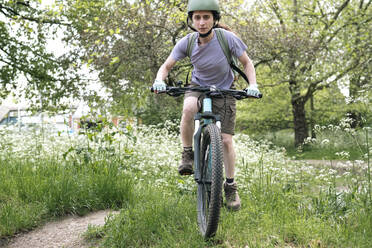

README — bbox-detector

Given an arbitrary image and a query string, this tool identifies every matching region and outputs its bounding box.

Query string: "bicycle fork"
[193,97,221,183]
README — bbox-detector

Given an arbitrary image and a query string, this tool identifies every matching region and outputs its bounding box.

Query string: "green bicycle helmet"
[187,0,220,13]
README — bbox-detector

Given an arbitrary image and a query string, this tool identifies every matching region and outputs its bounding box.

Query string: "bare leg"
[180,96,199,147]
[221,133,235,178]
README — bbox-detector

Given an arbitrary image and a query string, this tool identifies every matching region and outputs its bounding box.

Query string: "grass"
[0,122,372,247]
[99,188,205,248]
[0,157,134,236]
[91,172,372,247]
[284,145,364,160]
[253,124,370,161]
[0,128,135,238]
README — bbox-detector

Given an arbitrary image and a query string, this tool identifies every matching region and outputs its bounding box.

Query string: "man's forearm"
[156,64,169,81]
[244,59,257,85]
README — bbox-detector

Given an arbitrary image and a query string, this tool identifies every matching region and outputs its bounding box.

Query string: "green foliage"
[54,0,371,146]
[0,124,136,237]
[138,94,182,128]
[347,83,372,127]
[61,0,189,117]
[98,188,204,247]
[266,121,371,161]
[0,0,84,109]
[237,81,292,134]
[0,157,134,237]
[2,0,371,146]
[233,0,372,145]
[308,86,348,126]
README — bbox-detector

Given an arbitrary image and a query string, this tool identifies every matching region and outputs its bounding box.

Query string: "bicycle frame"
[193,97,221,183]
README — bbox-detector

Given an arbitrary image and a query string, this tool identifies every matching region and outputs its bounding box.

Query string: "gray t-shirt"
[170,29,248,89]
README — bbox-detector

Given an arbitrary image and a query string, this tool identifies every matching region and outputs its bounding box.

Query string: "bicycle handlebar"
[150,86,263,100]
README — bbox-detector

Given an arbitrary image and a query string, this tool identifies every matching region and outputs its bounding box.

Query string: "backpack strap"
[185,32,197,84]
[215,28,233,65]
[215,28,239,69]
[186,32,198,58]
[215,28,250,84]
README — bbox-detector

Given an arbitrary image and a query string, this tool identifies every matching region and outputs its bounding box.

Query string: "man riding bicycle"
[153,0,260,211]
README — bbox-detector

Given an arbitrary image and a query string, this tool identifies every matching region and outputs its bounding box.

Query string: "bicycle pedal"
[178,170,194,176]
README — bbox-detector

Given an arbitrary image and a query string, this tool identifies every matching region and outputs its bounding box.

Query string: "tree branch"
[325,0,350,31]
[364,0,371,11]
[262,79,290,88]
[254,59,273,68]
[304,59,362,101]
[315,0,351,50]
[0,3,70,25]
[293,0,298,23]
[269,1,286,32]
[326,16,372,44]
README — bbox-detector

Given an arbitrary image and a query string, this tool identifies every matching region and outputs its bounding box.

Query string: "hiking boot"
[224,182,241,211]
[178,150,194,175]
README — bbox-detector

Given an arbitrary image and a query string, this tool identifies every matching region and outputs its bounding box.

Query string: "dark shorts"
[185,86,236,135]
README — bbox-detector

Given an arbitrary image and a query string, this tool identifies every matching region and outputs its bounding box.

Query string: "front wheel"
[197,123,223,238]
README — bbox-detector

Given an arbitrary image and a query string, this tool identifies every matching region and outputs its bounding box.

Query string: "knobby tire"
[197,123,223,238]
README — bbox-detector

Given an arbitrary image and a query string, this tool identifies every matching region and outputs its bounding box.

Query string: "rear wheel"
[197,123,223,238]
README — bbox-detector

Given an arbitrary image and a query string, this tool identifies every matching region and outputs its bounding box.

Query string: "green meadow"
[1,123,371,247]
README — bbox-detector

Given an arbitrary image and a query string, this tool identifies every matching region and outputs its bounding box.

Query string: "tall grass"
[1,122,372,247]
[258,118,371,161]
[0,125,135,237]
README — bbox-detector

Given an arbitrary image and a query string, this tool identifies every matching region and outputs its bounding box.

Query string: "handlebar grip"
[150,87,168,93]
[246,93,263,99]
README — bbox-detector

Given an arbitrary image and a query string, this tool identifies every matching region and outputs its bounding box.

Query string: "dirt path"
[301,159,364,166]
[1,210,117,248]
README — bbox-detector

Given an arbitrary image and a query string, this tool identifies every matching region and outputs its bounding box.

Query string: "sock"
[183,147,192,152]
[226,178,234,185]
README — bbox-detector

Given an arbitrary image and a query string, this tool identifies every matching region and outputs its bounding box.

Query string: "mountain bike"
[152,85,262,238]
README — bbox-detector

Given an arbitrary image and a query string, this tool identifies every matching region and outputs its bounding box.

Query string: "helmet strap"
[187,17,219,39]
[187,16,198,32]
[199,21,219,38]
[199,28,213,38]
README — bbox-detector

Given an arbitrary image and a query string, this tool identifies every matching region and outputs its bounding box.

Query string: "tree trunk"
[292,97,309,147]
[310,95,316,139]
[348,75,364,128]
